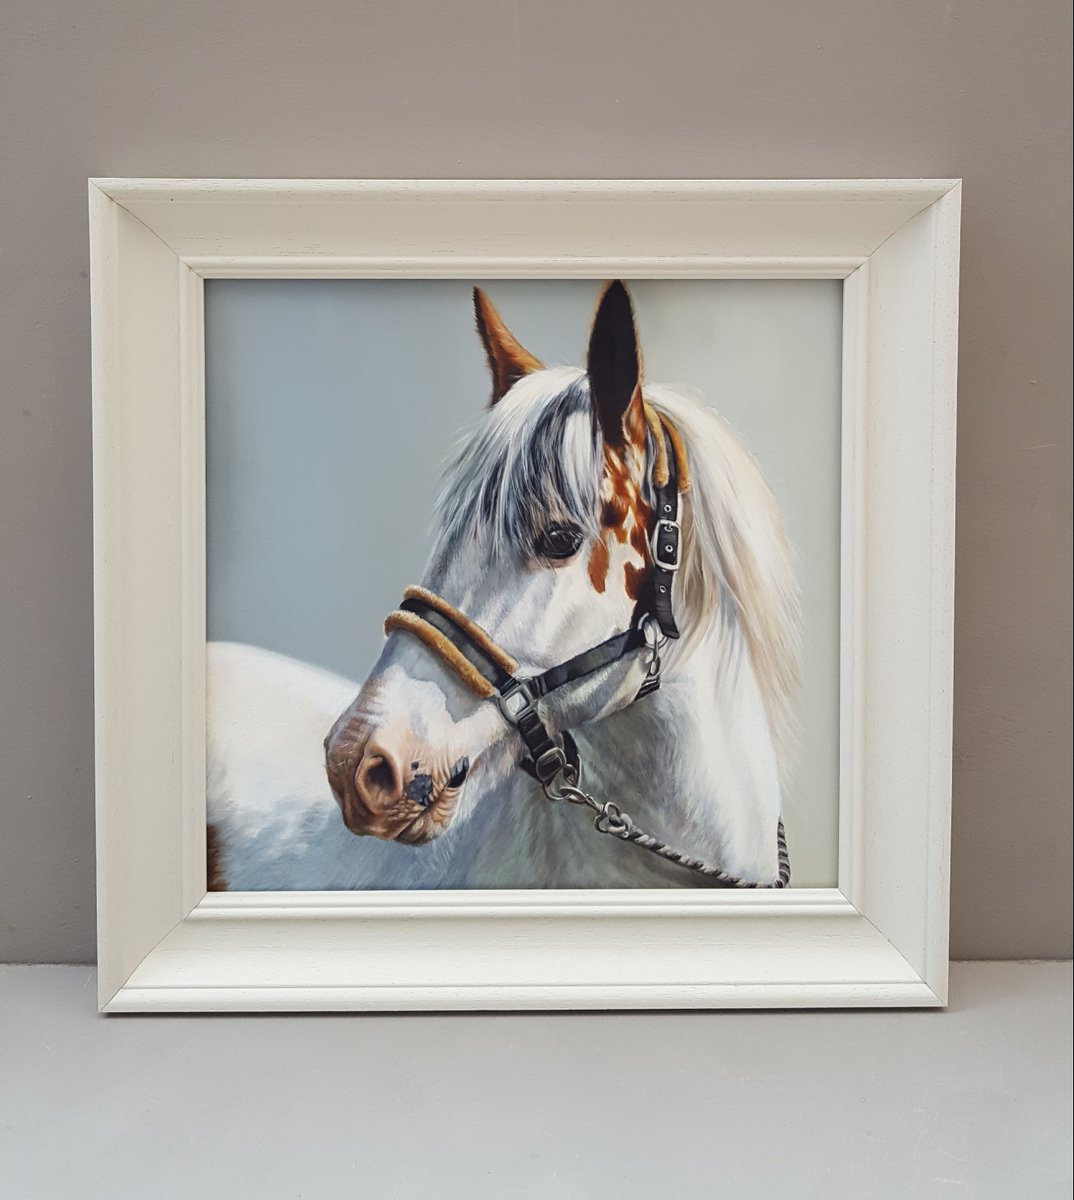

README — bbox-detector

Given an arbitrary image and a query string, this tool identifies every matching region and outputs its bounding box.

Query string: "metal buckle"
[533,745,568,784]
[496,680,536,726]
[650,518,681,572]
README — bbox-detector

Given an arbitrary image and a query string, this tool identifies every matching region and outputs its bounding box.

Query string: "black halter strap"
[394,422,683,783]
[398,595,651,781]
[643,422,681,641]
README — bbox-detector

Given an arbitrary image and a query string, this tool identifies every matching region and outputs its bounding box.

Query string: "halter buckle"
[496,679,537,726]
[650,519,682,572]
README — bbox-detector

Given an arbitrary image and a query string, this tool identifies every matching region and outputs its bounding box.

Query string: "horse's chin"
[434,740,514,821]
[394,798,459,844]
[338,785,463,845]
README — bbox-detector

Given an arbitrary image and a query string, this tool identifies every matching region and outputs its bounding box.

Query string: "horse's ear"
[473,288,543,405]
[587,281,643,448]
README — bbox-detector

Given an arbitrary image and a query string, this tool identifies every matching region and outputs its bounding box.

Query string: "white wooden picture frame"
[90,179,960,1012]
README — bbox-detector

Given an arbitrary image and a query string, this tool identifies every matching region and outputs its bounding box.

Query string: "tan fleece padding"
[401,585,518,675]
[642,403,691,493]
[384,610,497,699]
[642,402,670,488]
[662,414,691,493]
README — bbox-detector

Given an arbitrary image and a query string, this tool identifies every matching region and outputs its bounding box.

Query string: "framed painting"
[90,179,960,1011]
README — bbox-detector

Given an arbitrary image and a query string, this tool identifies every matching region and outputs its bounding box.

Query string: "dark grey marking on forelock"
[431,373,656,567]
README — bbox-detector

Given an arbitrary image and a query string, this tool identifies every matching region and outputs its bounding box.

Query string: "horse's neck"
[460,627,783,888]
[577,628,783,883]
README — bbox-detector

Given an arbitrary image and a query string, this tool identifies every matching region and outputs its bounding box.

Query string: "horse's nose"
[353,743,406,815]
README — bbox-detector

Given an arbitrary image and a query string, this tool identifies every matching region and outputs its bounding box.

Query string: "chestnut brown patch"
[624,561,648,601]
[624,388,648,451]
[597,430,653,600]
[587,537,610,593]
[473,288,544,405]
[602,499,623,526]
[603,446,641,519]
[603,494,633,541]
[630,511,652,561]
[206,824,226,891]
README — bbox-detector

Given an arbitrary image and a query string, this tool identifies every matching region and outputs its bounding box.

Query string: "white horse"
[207,283,800,890]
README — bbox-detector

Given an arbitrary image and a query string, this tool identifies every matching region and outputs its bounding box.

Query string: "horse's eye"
[535,523,584,561]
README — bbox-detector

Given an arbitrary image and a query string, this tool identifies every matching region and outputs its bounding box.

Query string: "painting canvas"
[204,278,841,892]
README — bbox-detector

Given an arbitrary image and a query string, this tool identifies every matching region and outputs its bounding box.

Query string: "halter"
[383,408,790,889]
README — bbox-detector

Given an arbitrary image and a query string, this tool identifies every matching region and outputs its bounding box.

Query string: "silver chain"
[540,754,791,890]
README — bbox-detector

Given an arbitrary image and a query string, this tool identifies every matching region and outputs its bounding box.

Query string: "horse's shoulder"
[206,642,358,828]
[208,641,357,705]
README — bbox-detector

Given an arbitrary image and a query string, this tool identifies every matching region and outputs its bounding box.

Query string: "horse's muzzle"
[324,724,466,844]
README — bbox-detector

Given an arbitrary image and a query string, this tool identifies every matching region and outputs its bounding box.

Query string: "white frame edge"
[90,179,960,1012]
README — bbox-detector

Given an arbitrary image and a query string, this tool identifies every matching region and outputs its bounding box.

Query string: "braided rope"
[596,806,791,889]
[544,776,790,889]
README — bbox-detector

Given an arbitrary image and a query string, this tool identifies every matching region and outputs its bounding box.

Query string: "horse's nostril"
[362,756,397,799]
[353,749,405,816]
[446,756,470,789]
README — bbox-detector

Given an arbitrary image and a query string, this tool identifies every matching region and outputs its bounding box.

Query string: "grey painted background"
[205,279,842,886]
[0,1,1069,961]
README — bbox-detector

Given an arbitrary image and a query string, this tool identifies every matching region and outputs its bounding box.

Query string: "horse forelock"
[433,368,604,563]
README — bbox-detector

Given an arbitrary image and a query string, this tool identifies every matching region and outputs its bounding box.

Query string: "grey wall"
[204,279,843,887]
[0,1,1069,962]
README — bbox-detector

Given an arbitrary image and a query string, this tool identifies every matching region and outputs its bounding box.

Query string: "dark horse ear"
[473,288,544,405]
[587,281,642,448]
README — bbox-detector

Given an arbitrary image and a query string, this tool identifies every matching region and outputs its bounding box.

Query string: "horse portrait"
[206,280,804,891]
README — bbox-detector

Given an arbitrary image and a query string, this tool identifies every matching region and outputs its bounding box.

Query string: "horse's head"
[325,282,666,843]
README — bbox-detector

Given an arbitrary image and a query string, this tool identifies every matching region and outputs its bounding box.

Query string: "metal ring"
[595,802,630,835]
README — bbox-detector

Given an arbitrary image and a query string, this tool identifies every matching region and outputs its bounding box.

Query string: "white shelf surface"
[1,961,1070,1199]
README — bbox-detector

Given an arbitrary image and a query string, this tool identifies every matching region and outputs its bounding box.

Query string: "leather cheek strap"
[643,417,683,640]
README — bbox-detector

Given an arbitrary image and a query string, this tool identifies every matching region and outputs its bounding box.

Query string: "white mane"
[644,384,801,762]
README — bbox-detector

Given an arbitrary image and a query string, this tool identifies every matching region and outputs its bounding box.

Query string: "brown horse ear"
[473,288,543,405]
[586,281,643,448]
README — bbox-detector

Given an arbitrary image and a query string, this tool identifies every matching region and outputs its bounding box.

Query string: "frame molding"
[90,179,960,1012]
